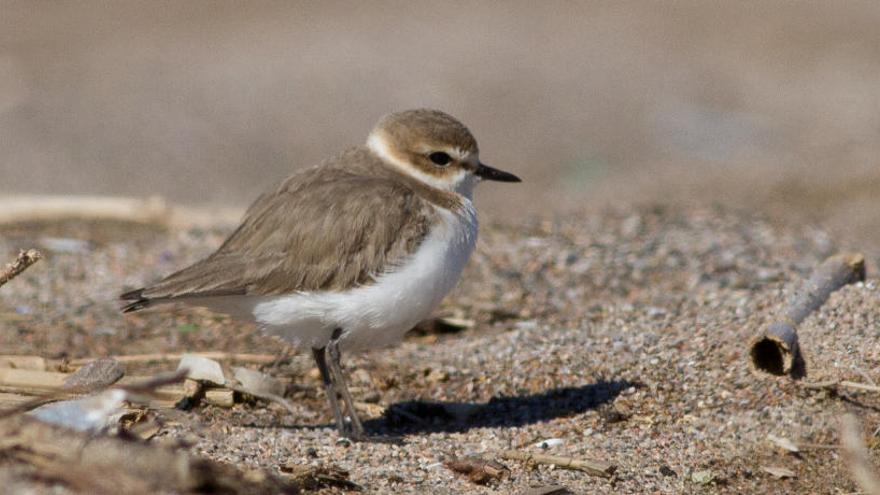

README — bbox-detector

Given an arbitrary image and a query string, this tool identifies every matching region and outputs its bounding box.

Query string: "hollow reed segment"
[749,253,866,376]
[785,253,865,325]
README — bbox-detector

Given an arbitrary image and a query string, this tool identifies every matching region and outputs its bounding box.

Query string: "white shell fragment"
[29,389,128,433]
[532,438,565,449]
[766,434,799,453]
[177,354,226,385]
[761,466,796,479]
[233,367,285,397]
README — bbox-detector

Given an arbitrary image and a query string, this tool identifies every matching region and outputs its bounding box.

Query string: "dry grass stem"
[800,380,880,394]
[0,195,244,228]
[498,449,616,478]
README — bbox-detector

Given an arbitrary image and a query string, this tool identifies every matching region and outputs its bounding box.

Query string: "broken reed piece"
[749,253,866,376]
[800,380,880,394]
[0,413,300,493]
[0,367,188,413]
[0,249,42,288]
[498,449,616,478]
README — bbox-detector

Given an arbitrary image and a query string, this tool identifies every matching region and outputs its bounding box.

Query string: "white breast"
[248,201,478,352]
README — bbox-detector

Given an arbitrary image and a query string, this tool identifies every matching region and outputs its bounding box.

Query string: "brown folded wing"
[122,169,435,310]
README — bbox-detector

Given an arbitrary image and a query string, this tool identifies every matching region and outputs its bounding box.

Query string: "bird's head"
[367,109,521,198]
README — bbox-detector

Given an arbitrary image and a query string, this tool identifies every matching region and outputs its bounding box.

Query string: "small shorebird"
[121,109,520,440]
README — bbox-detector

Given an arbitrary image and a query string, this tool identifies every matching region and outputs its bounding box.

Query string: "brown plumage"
[121,146,457,312]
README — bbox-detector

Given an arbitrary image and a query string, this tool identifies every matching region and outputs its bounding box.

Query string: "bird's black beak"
[474,163,522,182]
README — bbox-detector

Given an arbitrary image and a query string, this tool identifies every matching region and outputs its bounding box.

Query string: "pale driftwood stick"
[0,368,68,391]
[0,392,41,409]
[840,414,880,495]
[0,370,189,418]
[0,355,47,370]
[0,413,297,493]
[69,351,279,367]
[0,194,244,228]
[0,249,42,288]
[0,368,187,403]
[498,449,616,478]
[749,253,866,376]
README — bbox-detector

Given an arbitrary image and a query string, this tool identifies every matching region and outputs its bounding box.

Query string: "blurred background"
[1,1,879,246]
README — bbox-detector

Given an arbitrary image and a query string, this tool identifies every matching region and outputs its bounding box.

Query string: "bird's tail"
[119,288,152,313]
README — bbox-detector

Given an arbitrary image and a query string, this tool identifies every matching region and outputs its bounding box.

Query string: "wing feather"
[128,169,435,306]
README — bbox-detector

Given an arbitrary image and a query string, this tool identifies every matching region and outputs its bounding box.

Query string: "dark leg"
[312,347,346,434]
[326,331,365,441]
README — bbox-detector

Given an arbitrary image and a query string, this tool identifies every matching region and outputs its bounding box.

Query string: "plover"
[121,109,521,440]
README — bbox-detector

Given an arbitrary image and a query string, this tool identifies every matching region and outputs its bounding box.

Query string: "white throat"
[367,133,476,199]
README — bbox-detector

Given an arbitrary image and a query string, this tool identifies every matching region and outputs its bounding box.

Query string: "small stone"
[63,358,124,393]
[691,470,714,484]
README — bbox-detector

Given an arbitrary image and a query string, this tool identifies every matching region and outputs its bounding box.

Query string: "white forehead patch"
[367,132,476,199]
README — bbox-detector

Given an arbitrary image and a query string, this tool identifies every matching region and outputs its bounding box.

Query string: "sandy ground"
[1,205,878,494]
[3,3,880,493]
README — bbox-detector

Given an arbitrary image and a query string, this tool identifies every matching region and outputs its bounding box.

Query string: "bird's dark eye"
[428,152,452,166]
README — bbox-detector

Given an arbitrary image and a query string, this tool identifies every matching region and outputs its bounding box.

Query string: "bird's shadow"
[365,378,635,435]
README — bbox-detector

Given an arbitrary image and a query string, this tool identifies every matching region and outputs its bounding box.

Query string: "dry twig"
[800,380,880,394]
[0,249,42,288]
[749,253,865,376]
[498,449,616,478]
